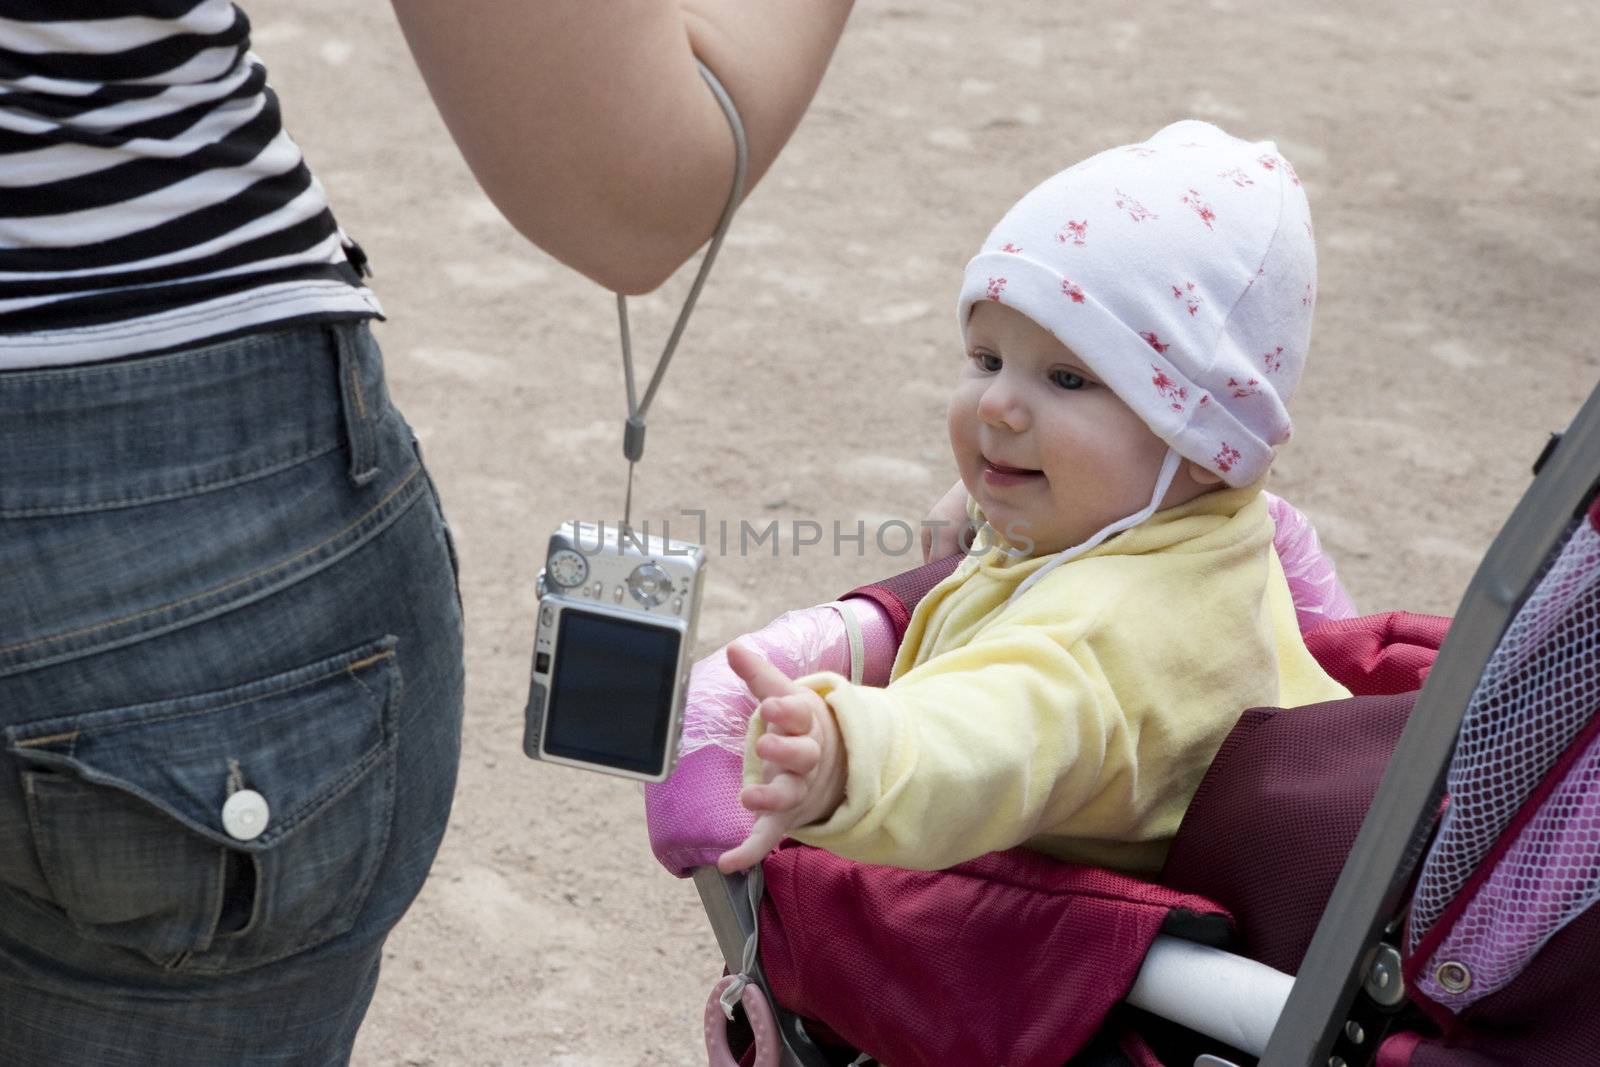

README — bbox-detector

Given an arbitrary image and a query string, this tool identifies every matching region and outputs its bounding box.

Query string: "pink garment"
[1265,490,1356,629]
[644,600,895,877]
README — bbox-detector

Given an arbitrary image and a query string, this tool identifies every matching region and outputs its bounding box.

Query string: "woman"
[0,2,852,1063]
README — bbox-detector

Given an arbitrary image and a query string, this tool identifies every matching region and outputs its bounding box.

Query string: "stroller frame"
[695,866,837,1067]
[1262,385,1600,1064]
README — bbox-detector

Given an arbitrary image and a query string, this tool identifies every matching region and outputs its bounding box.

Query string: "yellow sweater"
[747,486,1349,875]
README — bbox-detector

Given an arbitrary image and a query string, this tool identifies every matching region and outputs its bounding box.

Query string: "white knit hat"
[957,119,1316,489]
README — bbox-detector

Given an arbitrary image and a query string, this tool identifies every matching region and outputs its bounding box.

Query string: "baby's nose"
[977,381,1028,431]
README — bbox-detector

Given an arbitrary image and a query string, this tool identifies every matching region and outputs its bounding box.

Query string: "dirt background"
[250,3,1599,1064]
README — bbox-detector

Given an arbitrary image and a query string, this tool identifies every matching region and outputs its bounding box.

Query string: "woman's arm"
[388,0,853,294]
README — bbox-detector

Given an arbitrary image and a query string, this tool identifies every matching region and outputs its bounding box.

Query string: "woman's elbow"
[577,240,694,297]
[493,183,727,296]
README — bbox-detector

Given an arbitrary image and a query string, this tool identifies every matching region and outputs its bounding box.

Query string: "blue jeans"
[0,323,465,1065]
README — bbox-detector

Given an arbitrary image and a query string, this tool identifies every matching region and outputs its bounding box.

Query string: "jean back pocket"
[5,638,400,973]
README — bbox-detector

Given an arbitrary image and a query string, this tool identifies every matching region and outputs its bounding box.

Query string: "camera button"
[535,651,550,674]
[614,585,624,603]
[523,681,547,759]
[540,605,554,626]
[672,596,684,614]
[627,562,673,607]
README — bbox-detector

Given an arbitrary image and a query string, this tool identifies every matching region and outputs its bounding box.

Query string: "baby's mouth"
[982,457,1044,484]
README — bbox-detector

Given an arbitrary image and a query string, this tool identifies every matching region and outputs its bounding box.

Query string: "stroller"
[646,379,1600,1067]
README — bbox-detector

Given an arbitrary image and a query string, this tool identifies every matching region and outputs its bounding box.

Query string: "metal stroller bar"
[1126,934,1294,1056]
[1259,379,1600,1066]
[693,867,839,1067]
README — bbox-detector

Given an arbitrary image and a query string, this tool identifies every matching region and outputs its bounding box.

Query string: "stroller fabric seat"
[754,610,1447,1066]
[758,844,1231,1067]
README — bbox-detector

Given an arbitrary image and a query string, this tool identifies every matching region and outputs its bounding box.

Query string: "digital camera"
[523,521,706,782]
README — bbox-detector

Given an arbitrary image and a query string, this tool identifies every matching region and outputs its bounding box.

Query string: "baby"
[718,120,1350,877]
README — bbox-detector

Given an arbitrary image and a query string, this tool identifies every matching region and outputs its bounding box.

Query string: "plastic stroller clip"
[705,973,779,1067]
[702,866,785,1067]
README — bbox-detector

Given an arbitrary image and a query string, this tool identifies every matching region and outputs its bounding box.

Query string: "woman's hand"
[715,641,846,873]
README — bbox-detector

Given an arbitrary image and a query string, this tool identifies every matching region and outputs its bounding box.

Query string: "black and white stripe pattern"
[0,1,379,368]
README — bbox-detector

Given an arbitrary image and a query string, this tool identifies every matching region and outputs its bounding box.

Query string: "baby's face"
[948,301,1172,556]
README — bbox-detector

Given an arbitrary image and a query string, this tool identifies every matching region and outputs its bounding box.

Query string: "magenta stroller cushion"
[1301,611,1450,697]
[755,842,1230,1067]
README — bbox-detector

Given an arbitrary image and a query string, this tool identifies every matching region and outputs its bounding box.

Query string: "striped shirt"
[0,1,380,369]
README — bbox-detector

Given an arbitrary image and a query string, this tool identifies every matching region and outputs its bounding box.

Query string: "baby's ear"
[1186,460,1225,487]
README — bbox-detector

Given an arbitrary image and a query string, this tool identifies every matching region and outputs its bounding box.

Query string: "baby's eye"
[1051,369,1087,390]
[971,351,1002,372]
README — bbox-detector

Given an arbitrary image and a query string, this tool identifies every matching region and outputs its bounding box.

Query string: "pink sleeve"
[644,600,886,876]
[838,596,899,687]
[1266,491,1358,630]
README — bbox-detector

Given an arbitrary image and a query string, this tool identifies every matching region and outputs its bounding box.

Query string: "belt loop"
[331,323,379,487]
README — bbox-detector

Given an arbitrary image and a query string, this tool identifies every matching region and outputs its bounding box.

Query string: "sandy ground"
[246,3,1600,1064]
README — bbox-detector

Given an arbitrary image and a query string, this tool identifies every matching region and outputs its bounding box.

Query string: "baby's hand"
[715,641,846,874]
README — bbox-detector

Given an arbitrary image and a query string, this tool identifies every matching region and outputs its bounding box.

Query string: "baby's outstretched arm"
[716,641,847,873]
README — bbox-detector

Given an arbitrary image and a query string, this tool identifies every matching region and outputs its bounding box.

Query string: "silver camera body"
[523,521,706,782]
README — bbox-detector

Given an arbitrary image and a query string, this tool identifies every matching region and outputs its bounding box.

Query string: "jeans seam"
[346,351,369,425]
[0,442,342,519]
[413,446,463,618]
[0,326,306,381]
[0,467,419,659]
[13,652,394,749]
[344,655,389,705]
[14,730,78,750]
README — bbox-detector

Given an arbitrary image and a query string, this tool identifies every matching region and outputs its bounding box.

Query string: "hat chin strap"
[1006,448,1183,605]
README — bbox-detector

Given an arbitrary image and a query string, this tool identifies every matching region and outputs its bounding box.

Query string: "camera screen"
[544,609,682,776]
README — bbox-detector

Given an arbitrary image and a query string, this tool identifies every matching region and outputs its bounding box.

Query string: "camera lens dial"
[547,548,589,589]
[627,562,673,606]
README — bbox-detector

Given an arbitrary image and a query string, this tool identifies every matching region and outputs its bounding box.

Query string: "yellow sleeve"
[745,624,1133,871]
[1265,545,1353,707]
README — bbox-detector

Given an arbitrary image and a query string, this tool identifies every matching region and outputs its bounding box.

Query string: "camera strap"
[617,60,749,530]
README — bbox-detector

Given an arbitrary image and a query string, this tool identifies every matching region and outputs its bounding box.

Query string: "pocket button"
[222,789,271,842]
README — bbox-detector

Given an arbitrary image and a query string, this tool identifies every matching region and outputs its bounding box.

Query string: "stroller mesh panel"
[1408,515,1600,1005]
[1415,723,1600,1010]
